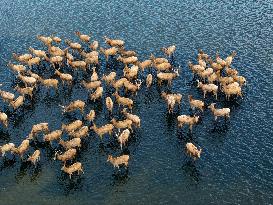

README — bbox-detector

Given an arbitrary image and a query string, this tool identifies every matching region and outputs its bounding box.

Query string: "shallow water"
[0,0,273,204]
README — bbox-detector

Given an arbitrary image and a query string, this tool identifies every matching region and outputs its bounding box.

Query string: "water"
[0,0,273,204]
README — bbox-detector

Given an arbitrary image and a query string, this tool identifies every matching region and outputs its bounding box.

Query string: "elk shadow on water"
[57,173,84,196]
[181,159,201,184]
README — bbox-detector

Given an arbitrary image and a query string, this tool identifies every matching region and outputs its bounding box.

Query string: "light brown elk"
[112,92,134,110]
[102,72,116,85]
[43,130,63,144]
[100,47,119,61]
[62,120,83,133]
[146,74,153,88]
[105,97,113,113]
[0,111,8,127]
[90,86,103,102]
[107,155,129,169]
[188,95,204,112]
[186,143,202,160]
[14,85,34,99]
[69,126,89,139]
[12,139,30,159]
[54,148,77,165]
[91,123,114,139]
[75,31,91,43]
[0,143,15,157]
[208,103,230,120]
[82,80,101,90]
[104,36,125,47]
[157,69,179,86]
[197,80,218,99]
[61,162,84,179]
[121,108,141,128]
[60,100,85,114]
[27,150,40,166]
[59,138,81,150]
[55,70,73,85]
[116,129,130,150]
[177,115,199,131]
[161,45,176,57]
[28,122,49,139]
[8,62,26,74]
[86,109,95,122]
[111,118,133,132]
[9,95,24,110]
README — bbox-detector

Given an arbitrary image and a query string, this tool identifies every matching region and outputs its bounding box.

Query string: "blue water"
[0,0,273,204]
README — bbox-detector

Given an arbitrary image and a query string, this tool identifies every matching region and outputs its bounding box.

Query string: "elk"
[222,84,242,101]
[100,47,119,61]
[68,60,87,71]
[157,69,179,86]
[54,148,77,165]
[121,108,141,128]
[14,85,34,99]
[161,45,176,57]
[43,130,63,144]
[12,139,30,159]
[188,61,205,74]
[60,100,85,114]
[18,74,37,87]
[103,36,125,47]
[116,129,130,150]
[7,62,26,74]
[0,143,15,157]
[26,56,41,69]
[9,95,24,110]
[186,143,202,160]
[82,80,101,90]
[106,97,113,113]
[146,74,153,88]
[112,92,134,110]
[111,118,133,132]
[0,90,15,102]
[102,72,116,85]
[91,123,114,139]
[225,67,238,76]
[61,162,84,179]
[161,92,176,113]
[225,51,237,67]
[59,138,81,150]
[138,59,152,71]
[107,154,129,169]
[62,120,83,133]
[28,122,49,139]
[55,70,73,85]
[177,115,199,131]
[197,80,218,99]
[46,55,64,69]
[233,75,246,86]
[123,79,142,95]
[39,78,59,90]
[91,67,99,81]
[27,150,41,166]
[90,86,103,102]
[12,53,33,63]
[150,54,168,64]
[89,40,99,50]
[119,47,137,57]
[29,47,47,59]
[111,78,127,91]
[48,45,65,57]
[123,65,139,80]
[154,62,172,73]
[69,126,89,139]
[188,95,205,112]
[208,103,230,120]
[75,31,91,43]
[37,35,52,45]
[86,109,95,122]
[117,56,138,65]
[65,40,82,50]
[0,111,8,127]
